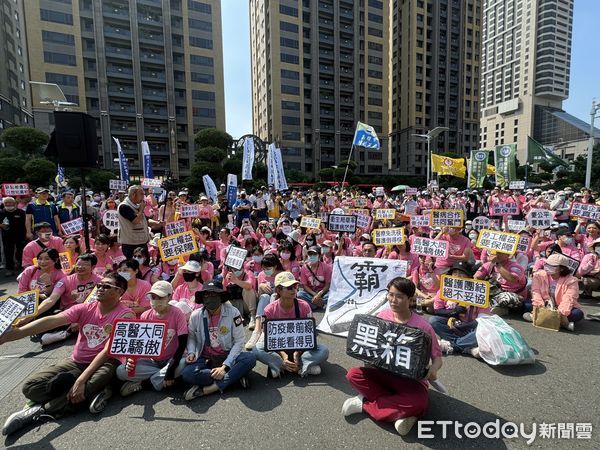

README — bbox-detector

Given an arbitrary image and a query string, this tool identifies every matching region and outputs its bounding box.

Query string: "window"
[192,90,215,101]
[281,101,300,110]
[46,72,78,86]
[42,30,75,45]
[368,70,383,79]
[280,37,299,49]
[368,27,382,37]
[40,9,73,25]
[44,51,76,66]
[190,54,214,66]
[369,0,383,8]
[279,4,298,17]
[280,52,299,64]
[189,36,213,49]
[368,84,382,93]
[281,69,299,80]
[280,21,298,33]
[368,13,383,23]
[192,107,216,117]
[188,0,211,13]
[282,116,300,125]
[368,41,383,51]
[188,18,212,31]
[191,72,214,83]
[281,85,300,95]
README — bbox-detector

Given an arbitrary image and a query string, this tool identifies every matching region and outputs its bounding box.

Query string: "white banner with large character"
[317,256,409,337]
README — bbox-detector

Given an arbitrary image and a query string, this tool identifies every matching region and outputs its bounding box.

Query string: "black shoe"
[29,334,42,343]
[2,405,44,436]
[240,376,250,389]
[46,372,77,397]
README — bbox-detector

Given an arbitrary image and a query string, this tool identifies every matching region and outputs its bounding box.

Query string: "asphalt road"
[1,274,599,449]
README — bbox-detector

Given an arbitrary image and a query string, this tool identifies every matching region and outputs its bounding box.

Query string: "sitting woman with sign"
[522,253,583,331]
[182,280,256,400]
[117,260,152,318]
[252,272,329,378]
[342,277,443,436]
[18,248,66,298]
[297,246,332,310]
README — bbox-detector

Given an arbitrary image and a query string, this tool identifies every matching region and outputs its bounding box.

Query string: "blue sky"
[221,0,600,139]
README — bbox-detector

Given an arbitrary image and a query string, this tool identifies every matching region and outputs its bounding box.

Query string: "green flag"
[527,136,569,167]
[494,144,517,188]
[468,150,489,188]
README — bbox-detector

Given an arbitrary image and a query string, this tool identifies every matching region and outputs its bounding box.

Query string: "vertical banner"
[494,144,517,188]
[141,141,154,179]
[113,137,130,184]
[267,143,276,186]
[468,150,489,188]
[242,138,255,180]
[202,175,218,203]
[227,173,238,207]
[272,147,288,191]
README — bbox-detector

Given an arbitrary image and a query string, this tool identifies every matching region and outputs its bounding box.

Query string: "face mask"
[118,271,132,281]
[468,233,478,240]
[40,232,52,240]
[544,264,559,274]
[308,255,319,264]
[203,296,222,311]
[306,239,315,245]
[564,237,574,246]
[234,270,243,277]
[280,252,291,260]
[94,196,101,202]
[264,268,274,276]
[133,257,145,266]
[595,247,600,255]
[252,255,263,263]
[182,272,197,282]
[167,259,178,266]
[243,234,250,239]
[150,299,168,311]
[465,225,472,231]
[322,247,330,254]
[264,232,272,239]
[4,206,16,212]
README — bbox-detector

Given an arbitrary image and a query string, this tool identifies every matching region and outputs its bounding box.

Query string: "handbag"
[532,299,561,332]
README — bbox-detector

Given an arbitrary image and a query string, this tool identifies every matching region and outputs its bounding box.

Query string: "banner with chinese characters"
[318,256,409,336]
[327,214,357,233]
[165,220,186,236]
[180,204,201,219]
[0,296,28,336]
[375,209,396,220]
[494,144,517,188]
[476,229,520,255]
[430,209,464,228]
[468,150,489,188]
[224,246,248,270]
[412,237,449,258]
[526,209,554,229]
[108,319,168,359]
[570,202,600,221]
[109,179,127,191]
[440,275,490,309]
[299,216,321,230]
[102,210,120,233]
[0,290,39,322]
[1,183,30,196]
[371,228,405,246]
[264,318,317,352]
[157,231,198,262]
[346,314,431,380]
[491,202,520,216]
[410,215,431,228]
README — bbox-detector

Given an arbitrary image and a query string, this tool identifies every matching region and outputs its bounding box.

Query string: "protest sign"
[404,200,418,215]
[476,229,520,255]
[410,215,431,228]
[472,216,491,231]
[412,237,449,258]
[300,216,321,230]
[375,209,396,220]
[440,275,490,308]
[61,217,84,235]
[507,220,527,232]
[318,212,329,224]
[0,290,39,321]
[141,178,162,188]
[371,228,405,246]
[102,210,120,232]
[33,252,73,273]
[347,314,431,380]
[570,202,600,221]
[165,220,186,236]
[180,204,201,219]
[562,254,581,275]
[0,296,28,336]
[108,319,168,376]
[492,202,520,216]
[84,286,99,304]
[526,209,554,229]
[516,234,531,253]
[355,214,372,230]
[327,214,357,233]
[224,246,248,270]
[318,257,409,336]
[431,209,464,228]
[1,183,29,196]
[405,188,418,196]
[348,208,370,217]
[374,187,385,197]
[157,231,198,262]
[109,179,128,191]
[354,197,367,208]
[326,196,337,207]
[263,318,317,352]
[509,180,526,190]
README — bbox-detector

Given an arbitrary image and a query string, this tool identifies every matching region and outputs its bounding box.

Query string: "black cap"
[194,279,226,304]
[444,261,475,278]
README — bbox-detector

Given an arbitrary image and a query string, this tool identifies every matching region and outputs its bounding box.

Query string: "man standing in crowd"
[0,196,27,275]
[25,187,60,239]
[56,190,81,232]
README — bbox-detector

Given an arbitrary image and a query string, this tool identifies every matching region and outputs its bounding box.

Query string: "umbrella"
[391,185,410,192]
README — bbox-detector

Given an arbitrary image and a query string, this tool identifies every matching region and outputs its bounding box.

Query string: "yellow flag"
[431,154,466,178]
[487,164,496,175]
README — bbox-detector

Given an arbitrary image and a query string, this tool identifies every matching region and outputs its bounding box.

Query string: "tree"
[86,169,119,193]
[195,147,227,163]
[319,168,334,180]
[194,128,233,150]
[20,158,56,187]
[0,157,25,183]
[0,127,49,157]
[222,156,242,176]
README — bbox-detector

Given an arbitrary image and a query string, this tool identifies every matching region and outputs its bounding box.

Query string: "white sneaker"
[394,416,417,436]
[41,330,69,346]
[522,312,533,322]
[304,364,321,376]
[566,322,575,332]
[341,395,363,417]
[468,347,481,359]
[244,330,261,350]
[438,339,454,355]
[248,317,256,331]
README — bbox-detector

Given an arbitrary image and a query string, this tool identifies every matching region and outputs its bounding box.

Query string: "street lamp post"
[413,126,449,185]
[585,100,600,188]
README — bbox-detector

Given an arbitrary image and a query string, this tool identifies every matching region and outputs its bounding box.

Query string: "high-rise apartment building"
[22,0,225,179]
[0,0,33,131]
[479,0,574,162]
[250,0,389,178]
[389,0,482,175]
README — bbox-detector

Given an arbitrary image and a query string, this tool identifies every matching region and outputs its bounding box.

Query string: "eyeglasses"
[97,283,120,290]
[282,284,298,291]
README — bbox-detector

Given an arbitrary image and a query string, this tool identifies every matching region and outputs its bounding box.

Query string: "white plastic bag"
[475,315,535,365]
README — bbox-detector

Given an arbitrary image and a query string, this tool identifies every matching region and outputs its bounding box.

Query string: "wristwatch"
[223,365,230,373]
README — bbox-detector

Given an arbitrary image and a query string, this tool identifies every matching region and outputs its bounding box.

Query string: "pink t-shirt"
[52,273,101,310]
[120,279,152,316]
[201,312,227,357]
[141,306,188,361]
[264,298,312,319]
[62,301,133,364]
[435,234,471,269]
[172,282,203,310]
[93,253,115,276]
[22,237,65,267]
[300,262,332,292]
[18,266,65,293]
[475,260,526,293]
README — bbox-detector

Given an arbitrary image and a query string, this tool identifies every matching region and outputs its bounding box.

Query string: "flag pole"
[341,144,354,188]
[525,138,529,187]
